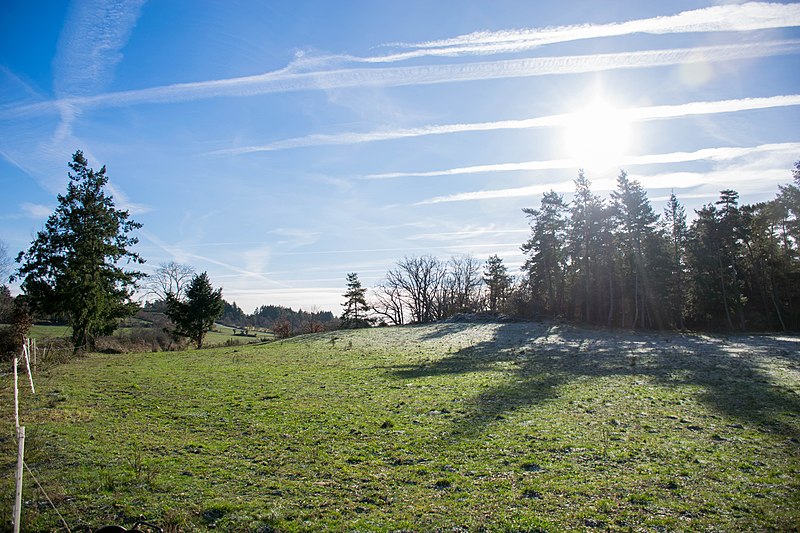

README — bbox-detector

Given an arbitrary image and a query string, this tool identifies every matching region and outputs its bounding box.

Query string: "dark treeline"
[371,163,800,332]
[518,165,800,331]
[220,301,336,332]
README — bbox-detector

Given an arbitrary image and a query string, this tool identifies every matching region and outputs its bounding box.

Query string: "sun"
[563,98,632,173]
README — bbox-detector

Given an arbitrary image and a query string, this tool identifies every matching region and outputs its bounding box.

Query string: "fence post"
[13,426,26,533]
[13,356,19,429]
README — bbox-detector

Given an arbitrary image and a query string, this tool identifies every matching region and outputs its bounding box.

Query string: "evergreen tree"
[662,192,688,328]
[166,272,224,348]
[610,171,660,328]
[522,190,568,317]
[14,151,144,352]
[567,171,606,323]
[740,201,790,330]
[686,191,746,331]
[483,254,511,313]
[341,272,372,328]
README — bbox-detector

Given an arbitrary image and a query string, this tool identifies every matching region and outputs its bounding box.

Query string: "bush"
[272,319,292,339]
[0,325,16,361]
[95,328,188,353]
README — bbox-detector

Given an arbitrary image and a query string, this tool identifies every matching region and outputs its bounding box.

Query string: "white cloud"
[406,228,530,242]
[20,203,53,219]
[212,94,800,154]
[4,40,799,120]
[105,182,150,215]
[54,0,148,97]
[416,142,800,204]
[0,0,147,194]
[376,2,800,62]
[269,228,321,249]
[378,142,800,181]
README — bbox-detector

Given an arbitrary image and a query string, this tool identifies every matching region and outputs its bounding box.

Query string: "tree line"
[3,151,799,357]
[368,164,800,332]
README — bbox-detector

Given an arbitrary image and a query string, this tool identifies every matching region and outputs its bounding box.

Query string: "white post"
[13,356,19,429]
[22,342,35,394]
[13,426,25,533]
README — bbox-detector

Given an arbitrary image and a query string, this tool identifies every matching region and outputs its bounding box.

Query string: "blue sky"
[1,1,799,313]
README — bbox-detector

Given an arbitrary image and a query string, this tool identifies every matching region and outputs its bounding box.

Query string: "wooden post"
[13,426,25,533]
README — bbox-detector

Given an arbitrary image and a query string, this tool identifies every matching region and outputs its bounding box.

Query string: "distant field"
[28,324,71,339]
[20,322,273,347]
[1,322,798,531]
[205,323,274,345]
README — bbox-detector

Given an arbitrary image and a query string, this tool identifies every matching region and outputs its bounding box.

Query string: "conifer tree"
[522,190,568,317]
[14,151,144,352]
[663,192,688,328]
[166,272,224,348]
[483,255,511,313]
[341,272,372,328]
[567,171,606,323]
[611,171,659,328]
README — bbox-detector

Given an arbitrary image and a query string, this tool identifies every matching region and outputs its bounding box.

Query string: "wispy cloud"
[55,0,147,97]
[4,40,799,121]
[406,228,529,242]
[106,183,151,215]
[20,203,53,219]
[416,142,800,204]
[139,229,289,288]
[373,142,800,181]
[269,228,320,249]
[0,0,147,194]
[375,2,800,62]
[212,94,800,154]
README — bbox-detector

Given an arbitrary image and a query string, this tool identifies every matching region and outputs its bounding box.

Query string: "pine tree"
[341,272,372,328]
[522,190,568,317]
[14,151,144,352]
[166,272,224,348]
[610,171,659,328]
[662,191,688,328]
[483,255,511,313]
[567,170,607,323]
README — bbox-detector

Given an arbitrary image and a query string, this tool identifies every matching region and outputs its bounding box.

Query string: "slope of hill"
[2,322,798,531]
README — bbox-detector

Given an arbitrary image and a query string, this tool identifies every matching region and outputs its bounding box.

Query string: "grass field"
[23,323,273,347]
[1,322,798,531]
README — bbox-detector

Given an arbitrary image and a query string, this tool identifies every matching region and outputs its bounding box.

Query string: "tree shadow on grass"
[391,322,800,439]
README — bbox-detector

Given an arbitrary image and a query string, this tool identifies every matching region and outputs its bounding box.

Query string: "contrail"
[376,2,800,62]
[413,142,800,204]
[368,142,800,180]
[211,94,800,155]
[3,40,798,120]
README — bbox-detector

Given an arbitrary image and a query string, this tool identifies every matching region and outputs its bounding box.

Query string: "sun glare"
[563,98,632,173]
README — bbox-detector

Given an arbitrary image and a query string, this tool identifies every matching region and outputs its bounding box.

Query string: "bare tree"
[371,280,406,326]
[145,261,196,302]
[0,239,12,285]
[442,254,484,315]
[388,255,448,323]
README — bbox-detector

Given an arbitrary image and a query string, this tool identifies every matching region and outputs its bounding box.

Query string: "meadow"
[24,323,273,351]
[1,322,798,531]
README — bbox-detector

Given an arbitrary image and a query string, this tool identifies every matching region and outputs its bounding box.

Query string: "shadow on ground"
[392,322,800,439]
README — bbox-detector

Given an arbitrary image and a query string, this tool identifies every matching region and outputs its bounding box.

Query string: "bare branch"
[145,261,196,301]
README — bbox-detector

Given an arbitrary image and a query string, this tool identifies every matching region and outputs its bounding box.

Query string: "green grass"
[22,322,273,347]
[28,324,71,339]
[204,323,274,346]
[2,322,798,531]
